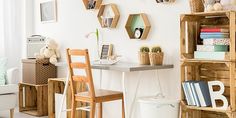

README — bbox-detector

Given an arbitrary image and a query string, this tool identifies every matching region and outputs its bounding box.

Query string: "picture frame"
[40,0,57,23]
[100,44,113,59]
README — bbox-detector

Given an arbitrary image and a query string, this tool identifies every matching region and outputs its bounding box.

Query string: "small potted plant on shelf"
[139,46,150,65]
[149,46,163,65]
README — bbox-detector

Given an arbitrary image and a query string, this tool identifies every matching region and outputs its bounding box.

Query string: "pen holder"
[149,52,164,65]
[139,52,150,65]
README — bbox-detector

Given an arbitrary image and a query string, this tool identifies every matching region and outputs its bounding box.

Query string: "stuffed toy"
[35,38,60,64]
[205,0,223,11]
[213,2,223,10]
[206,4,215,11]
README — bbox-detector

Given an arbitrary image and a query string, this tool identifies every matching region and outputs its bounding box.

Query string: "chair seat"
[75,89,123,103]
[0,84,18,95]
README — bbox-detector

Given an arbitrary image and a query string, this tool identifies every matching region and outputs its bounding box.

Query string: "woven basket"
[189,0,204,13]
[22,58,57,85]
[149,52,164,65]
[139,52,150,65]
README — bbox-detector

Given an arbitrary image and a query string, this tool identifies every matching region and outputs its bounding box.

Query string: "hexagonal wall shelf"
[82,0,103,10]
[125,13,151,40]
[97,4,120,28]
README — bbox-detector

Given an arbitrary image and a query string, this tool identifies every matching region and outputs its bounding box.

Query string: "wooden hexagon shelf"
[97,4,120,28]
[82,0,103,10]
[125,13,151,40]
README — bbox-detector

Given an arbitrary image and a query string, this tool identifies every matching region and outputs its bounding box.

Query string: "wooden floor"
[0,108,48,118]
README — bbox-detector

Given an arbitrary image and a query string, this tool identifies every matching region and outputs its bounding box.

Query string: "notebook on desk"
[92,59,120,65]
[54,59,120,67]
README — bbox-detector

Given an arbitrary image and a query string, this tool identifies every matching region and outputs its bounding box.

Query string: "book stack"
[194,27,230,60]
[182,81,212,107]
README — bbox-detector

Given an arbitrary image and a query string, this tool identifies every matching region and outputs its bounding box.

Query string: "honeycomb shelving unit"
[125,13,151,40]
[97,3,120,28]
[82,0,102,10]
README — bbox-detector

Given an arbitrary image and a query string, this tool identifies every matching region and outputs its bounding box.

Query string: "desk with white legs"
[56,62,174,118]
[91,62,173,118]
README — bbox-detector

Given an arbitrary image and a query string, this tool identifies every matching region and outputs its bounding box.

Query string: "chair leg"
[10,109,14,118]
[122,97,125,118]
[98,103,102,118]
[90,102,96,118]
[71,98,76,118]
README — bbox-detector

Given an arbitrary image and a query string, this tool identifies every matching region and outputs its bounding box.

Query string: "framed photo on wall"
[40,0,57,23]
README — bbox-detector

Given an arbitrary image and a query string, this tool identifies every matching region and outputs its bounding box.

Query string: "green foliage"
[151,46,162,53]
[96,28,99,41]
[140,46,150,53]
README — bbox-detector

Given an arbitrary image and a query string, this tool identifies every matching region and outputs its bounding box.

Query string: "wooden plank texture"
[19,83,48,116]
[180,11,236,118]
[48,79,87,118]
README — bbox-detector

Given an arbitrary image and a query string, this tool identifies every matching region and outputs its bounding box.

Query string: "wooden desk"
[55,61,174,118]
[91,62,174,118]
[48,78,86,118]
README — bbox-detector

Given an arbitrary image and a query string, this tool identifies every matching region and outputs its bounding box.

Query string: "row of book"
[200,28,229,39]
[182,81,212,107]
[194,27,230,60]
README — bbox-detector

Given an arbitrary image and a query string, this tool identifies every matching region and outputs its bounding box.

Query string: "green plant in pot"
[149,46,164,65]
[139,46,150,65]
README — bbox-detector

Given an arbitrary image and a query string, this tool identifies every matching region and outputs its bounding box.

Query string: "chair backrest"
[66,48,96,99]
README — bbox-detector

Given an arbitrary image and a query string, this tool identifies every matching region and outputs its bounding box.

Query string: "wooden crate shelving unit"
[19,83,48,116]
[48,78,87,118]
[97,3,120,28]
[180,11,236,118]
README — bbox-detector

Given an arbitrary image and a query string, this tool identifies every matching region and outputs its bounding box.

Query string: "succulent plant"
[151,46,162,53]
[140,46,150,53]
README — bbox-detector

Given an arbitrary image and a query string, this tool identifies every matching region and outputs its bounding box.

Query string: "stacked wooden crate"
[180,11,236,118]
[19,59,57,116]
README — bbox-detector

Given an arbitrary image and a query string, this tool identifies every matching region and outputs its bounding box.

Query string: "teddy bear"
[205,0,223,12]
[35,38,60,64]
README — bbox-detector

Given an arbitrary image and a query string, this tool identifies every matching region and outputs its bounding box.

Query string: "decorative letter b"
[208,81,228,110]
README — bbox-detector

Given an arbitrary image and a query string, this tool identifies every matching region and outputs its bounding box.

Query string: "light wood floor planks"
[0,108,48,118]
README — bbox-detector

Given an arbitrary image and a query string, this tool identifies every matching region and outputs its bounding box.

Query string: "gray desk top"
[91,62,174,72]
[55,61,174,72]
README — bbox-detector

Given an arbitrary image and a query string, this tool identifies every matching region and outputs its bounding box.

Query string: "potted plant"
[149,46,164,65]
[139,46,150,65]
[85,28,100,59]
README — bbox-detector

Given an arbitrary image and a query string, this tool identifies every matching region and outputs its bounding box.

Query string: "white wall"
[32,0,190,118]
[0,0,5,56]
[2,0,24,69]
[22,0,35,58]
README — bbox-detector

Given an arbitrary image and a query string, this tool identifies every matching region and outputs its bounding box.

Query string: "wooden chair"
[66,48,125,118]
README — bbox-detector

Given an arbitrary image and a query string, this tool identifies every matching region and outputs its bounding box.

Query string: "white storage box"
[55,93,67,118]
[139,96,179,118]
